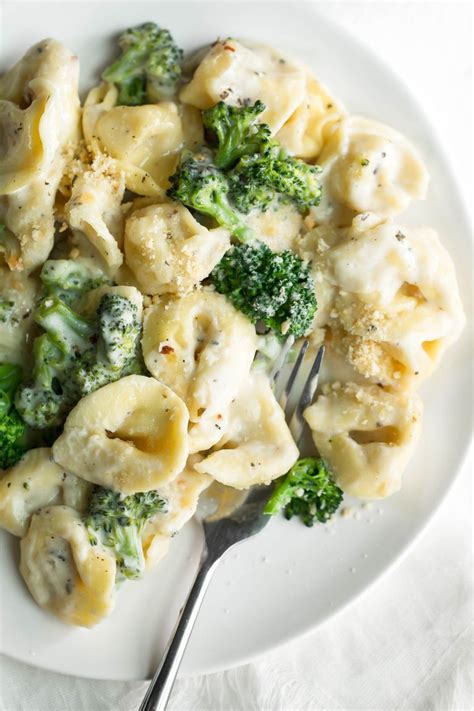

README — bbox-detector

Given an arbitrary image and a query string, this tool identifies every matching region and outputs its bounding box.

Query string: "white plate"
[0,1,471,682]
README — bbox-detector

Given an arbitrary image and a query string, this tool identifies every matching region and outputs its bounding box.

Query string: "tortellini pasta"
[194,372,299,489]
[142,290,257,446]
[142,457,212,568]
[0,39,80,271]
[180,39,306,133]
[304,382,422,499]
[301,220,465,388]
[124,203,231,295]
[20,505,116,627]
[52,375,189,494]
[0,448,91,537]
[245,203,304,253]
[0,266,39,364]
[313,116,429,224]
[83,85,203,196]
[64,155,125,272]
[276,73,346,159]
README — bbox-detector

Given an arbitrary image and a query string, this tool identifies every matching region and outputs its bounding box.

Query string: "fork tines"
[272,338,325,445]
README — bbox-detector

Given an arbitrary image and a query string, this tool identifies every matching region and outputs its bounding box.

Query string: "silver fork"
[139,341,325,711]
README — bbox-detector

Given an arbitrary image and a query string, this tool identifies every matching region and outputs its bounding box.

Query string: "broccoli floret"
[228,152,276,213]
[229,143,322,213]
[15,335,72,429]
[0,299,15,324]
[96,294,141,369]
[34,296,96,359]
[40,259,111,305]
[0,363,27,469]
[270,152,323,210]
[264,457,343,526]
[0,409,26,470]
[167,152,254,242]
[202,100,271,170]
[16,291,143,427]
[73,293,143,394]
[102,22,183,105]
[83,486,167,580]
[210,242,317,338]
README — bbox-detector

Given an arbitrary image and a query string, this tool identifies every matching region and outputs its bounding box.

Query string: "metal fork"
[139,341,325,711]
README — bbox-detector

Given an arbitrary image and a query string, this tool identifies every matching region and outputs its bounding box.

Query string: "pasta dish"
[0,23,464,628]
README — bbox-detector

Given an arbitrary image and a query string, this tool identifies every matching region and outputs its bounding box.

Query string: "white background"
[0,2,472,710]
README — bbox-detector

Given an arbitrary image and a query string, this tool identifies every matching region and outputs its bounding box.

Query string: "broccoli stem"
[113,525,146,580]
[34,297,95,357]
[263,477,294,515]
[210,194,255,243]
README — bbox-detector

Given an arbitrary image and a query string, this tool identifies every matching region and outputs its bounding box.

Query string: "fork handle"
[139,552,218,711]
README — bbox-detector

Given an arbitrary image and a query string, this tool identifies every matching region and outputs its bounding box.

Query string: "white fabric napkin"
[0,2,472,710]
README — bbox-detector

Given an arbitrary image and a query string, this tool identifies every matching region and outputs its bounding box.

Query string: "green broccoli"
[0,299,16,325]
[202,100,271,170]
[229,143,322,213]
[34,296,96,359]
[16,293,143,428]
[15,334,73,429]
[83,486,167,580]
[227,152,276,213]
[0,363,27,469]
[73,293,143,394]
[264,457,343,526]
[210,242,317,338]
[270,151,323,210]
[102,22,183,105]
[167,152,254,242]
[40,259,111,305]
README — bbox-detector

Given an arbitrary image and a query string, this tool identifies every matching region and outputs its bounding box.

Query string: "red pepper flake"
[216,414,223,420]
[224,44,235,52]
[160,344,174,354]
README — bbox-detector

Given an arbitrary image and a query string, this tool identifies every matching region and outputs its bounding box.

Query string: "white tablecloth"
[1,2,472,710]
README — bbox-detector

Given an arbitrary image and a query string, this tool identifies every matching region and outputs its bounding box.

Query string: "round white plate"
[0,1,471,682]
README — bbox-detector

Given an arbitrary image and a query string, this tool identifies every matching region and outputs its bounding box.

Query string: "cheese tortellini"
[83,85,203,196]
[124,203,231,295]
[304,382,422,499]
[52,375,189,494]
[64,156,125,272]
[313,116,429,224]
[0,448,91,537]
[195,373,299,489]
[20,505,116,627]
[301,220,465,388]
[0,39,80,271]
[276,73,346,159]
[142,458,212,568]
[142,290,257,451]
[180,39,306,133]
[245,203,304,253]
